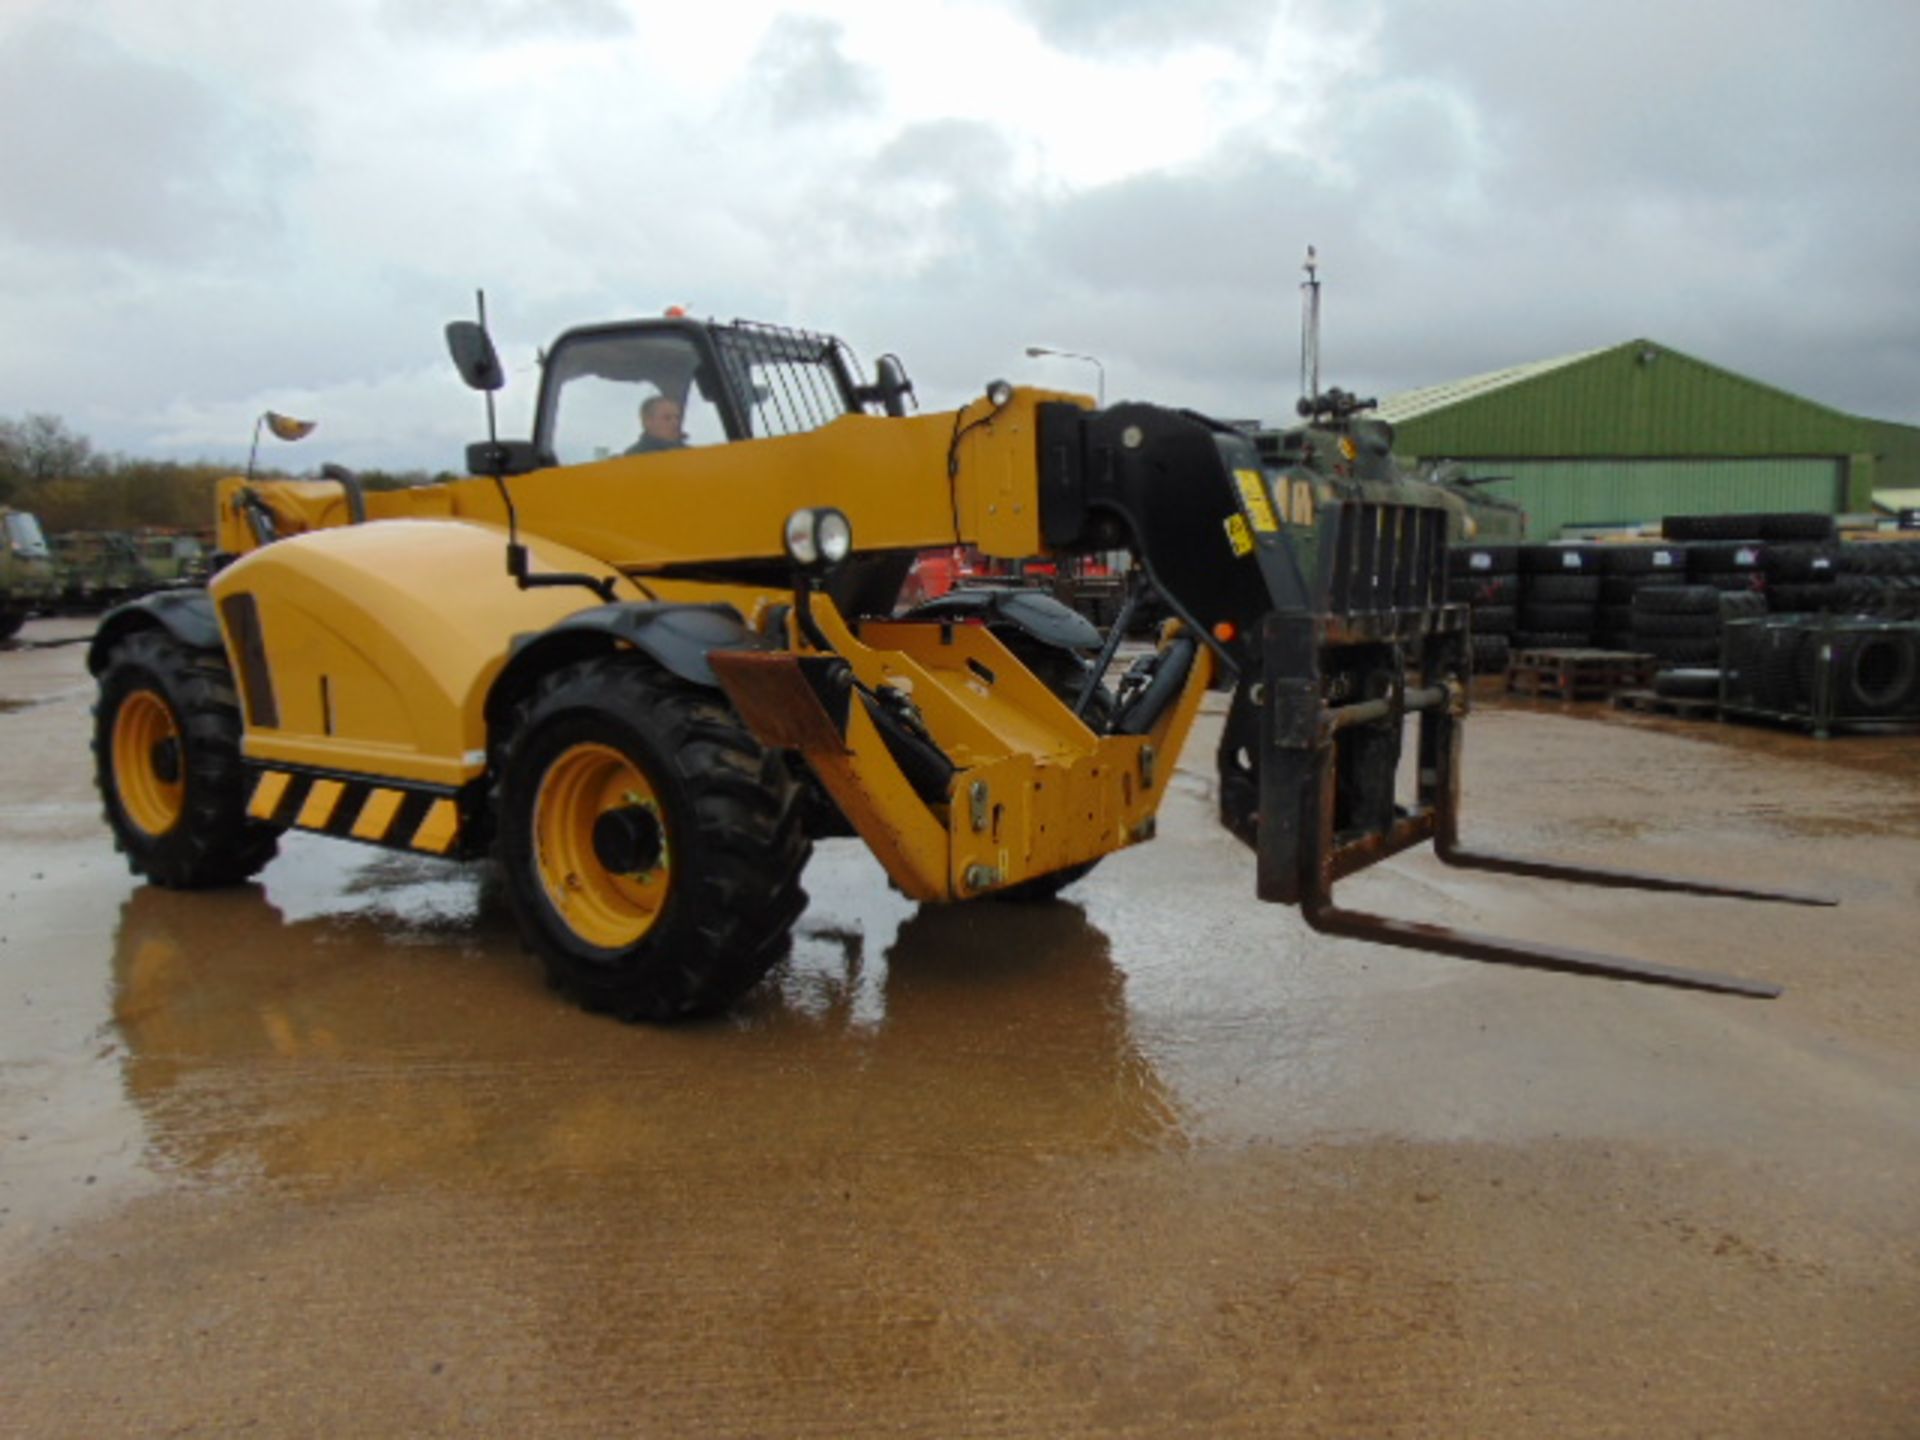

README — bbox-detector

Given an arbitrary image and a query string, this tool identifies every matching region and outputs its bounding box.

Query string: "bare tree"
[0,413,100,501]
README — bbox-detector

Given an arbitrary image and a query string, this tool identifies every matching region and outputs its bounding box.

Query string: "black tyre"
[1525,573,1603,603]
[1634,585,1721,616]
[1601,545,1687,575]
[1520,544,1603,574]
[1767,582,1838,613]
[1520,602,1597,633]
[1631,610,1719,638]
[1756,512,1837,542]
[1663,513,1763,542]
[0,609,23,642]
[1762,544,1839,583]
[93,627,280,887]
[1835,631,1919,715]
[497,655,811,1021]
[1453,544,1521,575]
[1687,541,1766,574]
[1449,574,1520,606]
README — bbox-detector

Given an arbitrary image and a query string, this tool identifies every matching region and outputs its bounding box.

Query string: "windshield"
[539,329,730,467]
[4,511,49,558]
[538,321,862,465]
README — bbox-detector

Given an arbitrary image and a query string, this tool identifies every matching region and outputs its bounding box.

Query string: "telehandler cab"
[89,308,1827,1020]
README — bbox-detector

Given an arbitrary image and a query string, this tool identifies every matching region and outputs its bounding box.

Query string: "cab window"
[540,330,727,466]
[4,511,50,557]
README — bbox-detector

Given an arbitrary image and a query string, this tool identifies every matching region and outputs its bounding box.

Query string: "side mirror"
[445,320,505,392]
[873,354,915,417]
[466,439,542,477]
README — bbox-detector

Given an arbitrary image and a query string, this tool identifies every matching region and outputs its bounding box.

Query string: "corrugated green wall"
[1392,343,1867,458]
[1465,458,1843,539]
[1867,419,1920,495]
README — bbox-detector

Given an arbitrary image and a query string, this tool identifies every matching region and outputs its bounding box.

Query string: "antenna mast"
[1299,244,1321,406]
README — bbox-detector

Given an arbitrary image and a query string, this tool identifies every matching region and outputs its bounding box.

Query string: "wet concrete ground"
[2,614,1917,1436]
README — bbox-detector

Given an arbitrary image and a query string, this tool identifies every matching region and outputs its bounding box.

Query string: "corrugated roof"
[1374,346,1610,423]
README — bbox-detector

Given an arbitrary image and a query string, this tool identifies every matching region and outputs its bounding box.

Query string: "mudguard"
[88,588,224,673]
[492,601,759,714]
[898,586,1101,652]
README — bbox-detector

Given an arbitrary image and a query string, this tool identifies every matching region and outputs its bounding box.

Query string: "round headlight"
[784,508,820,566]
[816,509,853,565]
[985,379,1015,408]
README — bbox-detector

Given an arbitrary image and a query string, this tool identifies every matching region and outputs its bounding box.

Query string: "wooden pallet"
[1612,688,1720,720]
[1506,648,1658,701]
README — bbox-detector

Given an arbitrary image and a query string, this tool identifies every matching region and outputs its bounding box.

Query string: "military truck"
[52,530,150,612]
[1416,460,1528,544]
[1,507,59,640]
[132,529,209,586]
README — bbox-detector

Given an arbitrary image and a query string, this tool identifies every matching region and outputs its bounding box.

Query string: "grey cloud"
[0,20,291,261]
[379,0,630,43]
[748,16,880,121]
[1011,0,1277,55]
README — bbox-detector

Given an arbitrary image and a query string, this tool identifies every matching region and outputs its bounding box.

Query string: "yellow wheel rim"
[532,741,672,950]
[113,689,186,837]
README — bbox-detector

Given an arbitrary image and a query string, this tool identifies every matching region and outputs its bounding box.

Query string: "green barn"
[1378,339,1920,539]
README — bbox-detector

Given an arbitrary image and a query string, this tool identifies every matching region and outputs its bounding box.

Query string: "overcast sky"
[2,0,1916,471]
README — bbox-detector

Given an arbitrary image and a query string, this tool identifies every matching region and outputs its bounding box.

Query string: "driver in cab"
[625,395,687,455]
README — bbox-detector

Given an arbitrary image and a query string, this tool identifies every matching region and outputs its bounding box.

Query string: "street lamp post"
[1024,345,1105,407]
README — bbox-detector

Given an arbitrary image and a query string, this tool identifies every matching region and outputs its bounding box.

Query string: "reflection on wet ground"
[109,855,1183,1193]
[4,626,1919,1435]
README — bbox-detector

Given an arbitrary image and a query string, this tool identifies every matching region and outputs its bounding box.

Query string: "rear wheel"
[93,628,280,887]
[0,610,23,641]
[497,655,811,1021]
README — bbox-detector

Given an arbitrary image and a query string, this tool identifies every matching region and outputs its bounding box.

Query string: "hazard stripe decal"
[248,771,291,821]
[246,769,462,855]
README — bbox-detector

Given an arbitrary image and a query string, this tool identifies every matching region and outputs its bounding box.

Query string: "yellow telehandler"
[88,305,1826,1019]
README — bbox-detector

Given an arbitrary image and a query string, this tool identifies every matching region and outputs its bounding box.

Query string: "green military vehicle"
[1,507,59,640]
[51,530,150,612]
[132,528,208,586]
[1416,460,1528,544]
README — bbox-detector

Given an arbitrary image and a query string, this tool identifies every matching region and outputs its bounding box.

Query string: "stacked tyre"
[1723,616,1920,719]
[1597,544,1686,650]
[1631,585,1722,667]
[1832,540,1920,619]
[1763,541,1843,614]
[1515,544,1602,650]
[1685,538,1767,596]
[1449,543,1520,673]
[1663,512,1835,544]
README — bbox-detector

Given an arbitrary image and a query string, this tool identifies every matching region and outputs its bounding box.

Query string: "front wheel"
[93,628,280,887]
[497,655,811,1021]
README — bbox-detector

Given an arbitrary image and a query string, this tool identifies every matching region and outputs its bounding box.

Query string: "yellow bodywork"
[213,519,641,787]
[753,601,1213,901]
[210,384,1216,897]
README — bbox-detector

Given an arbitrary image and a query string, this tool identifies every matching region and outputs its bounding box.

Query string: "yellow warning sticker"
[1284,478,1317,527]
[1338,436,1357,461]
[1234,469,1279,532]
[1224,512,1254,557]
